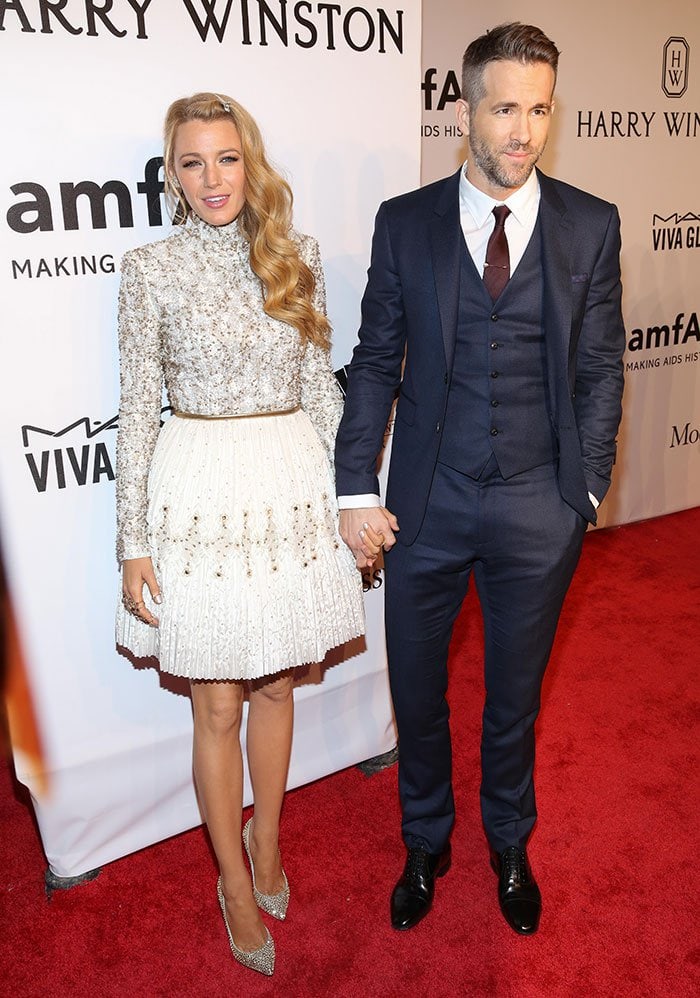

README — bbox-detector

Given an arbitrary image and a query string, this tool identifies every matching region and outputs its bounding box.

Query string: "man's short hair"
[461,22,560,107]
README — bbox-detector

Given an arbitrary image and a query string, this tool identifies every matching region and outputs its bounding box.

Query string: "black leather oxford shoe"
[390,845,451,930]
[490,846,541,935]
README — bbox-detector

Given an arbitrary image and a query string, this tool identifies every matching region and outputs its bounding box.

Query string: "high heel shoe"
[242,817,290,920]
[216,876,275,976]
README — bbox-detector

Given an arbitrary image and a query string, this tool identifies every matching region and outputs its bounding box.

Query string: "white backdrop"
[0,1,421,878]
[421,0,700,527]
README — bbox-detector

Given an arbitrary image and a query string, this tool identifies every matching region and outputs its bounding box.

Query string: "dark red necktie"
[483,205,511,301]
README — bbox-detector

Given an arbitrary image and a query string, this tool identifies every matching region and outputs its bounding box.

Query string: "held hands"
[339,507,399,569]
[122,557,162,627]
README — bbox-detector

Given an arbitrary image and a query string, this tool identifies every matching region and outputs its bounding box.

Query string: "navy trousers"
[384,457,587,854]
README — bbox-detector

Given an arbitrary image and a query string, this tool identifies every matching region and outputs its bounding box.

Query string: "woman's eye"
[181,160,200,169]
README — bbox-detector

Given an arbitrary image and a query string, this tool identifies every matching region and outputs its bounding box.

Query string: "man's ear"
[455,99,470,137]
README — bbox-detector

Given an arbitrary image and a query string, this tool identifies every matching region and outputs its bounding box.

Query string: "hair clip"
[214,94,231,112]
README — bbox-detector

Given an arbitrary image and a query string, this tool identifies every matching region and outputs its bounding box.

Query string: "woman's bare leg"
[246,670,294,893]
[190,679,266,951]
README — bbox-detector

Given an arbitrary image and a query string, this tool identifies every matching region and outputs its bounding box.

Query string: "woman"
[115,93,367,976]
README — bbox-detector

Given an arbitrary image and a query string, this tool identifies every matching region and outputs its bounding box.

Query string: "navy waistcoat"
[438,218,557,479]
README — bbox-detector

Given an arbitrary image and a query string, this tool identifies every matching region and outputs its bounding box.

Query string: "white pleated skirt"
[115,409,365,680]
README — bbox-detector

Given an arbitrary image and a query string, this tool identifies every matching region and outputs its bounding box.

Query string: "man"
[336,23,625,935]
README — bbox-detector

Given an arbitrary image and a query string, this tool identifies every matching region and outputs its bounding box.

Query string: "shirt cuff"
[337,494,381,509]
[588,492,599,509]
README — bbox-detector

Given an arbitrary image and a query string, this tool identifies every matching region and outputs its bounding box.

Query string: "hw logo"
[662,37,689,98]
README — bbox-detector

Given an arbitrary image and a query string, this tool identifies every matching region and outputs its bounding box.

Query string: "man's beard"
[470,133,545,191]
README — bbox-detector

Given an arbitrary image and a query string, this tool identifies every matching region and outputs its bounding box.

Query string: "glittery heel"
[242,817,290,920]
[216,876,275,976]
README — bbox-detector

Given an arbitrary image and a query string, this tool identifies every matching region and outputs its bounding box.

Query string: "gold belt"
[172,405,300,420]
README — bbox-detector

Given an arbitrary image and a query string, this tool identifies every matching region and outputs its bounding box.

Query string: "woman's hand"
[339,507,399,569]
[122,557,162,627]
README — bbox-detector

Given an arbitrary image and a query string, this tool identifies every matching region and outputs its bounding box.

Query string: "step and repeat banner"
[422,1,699,528]
[3,0,697,879]
[0,1,421,878]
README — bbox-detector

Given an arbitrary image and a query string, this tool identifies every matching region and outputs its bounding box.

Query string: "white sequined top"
[116,214,343,562]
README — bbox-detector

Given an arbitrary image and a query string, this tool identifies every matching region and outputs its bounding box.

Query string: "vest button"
[491,314,499,321]
[444,373,448,384]
[490,428,499,436]
[491,400,499,407]
[490,371,499,378]
[490,342,498,349]
[436,422,441,432]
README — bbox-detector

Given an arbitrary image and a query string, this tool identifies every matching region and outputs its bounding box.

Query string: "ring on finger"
[122,594,146,616]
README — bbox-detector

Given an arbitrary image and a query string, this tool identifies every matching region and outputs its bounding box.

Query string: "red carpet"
[1,509,699,997]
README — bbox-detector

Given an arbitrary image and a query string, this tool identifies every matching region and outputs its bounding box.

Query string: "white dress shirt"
[459,163,539,278]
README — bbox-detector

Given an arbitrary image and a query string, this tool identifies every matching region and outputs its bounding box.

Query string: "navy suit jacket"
[335,168,626,546]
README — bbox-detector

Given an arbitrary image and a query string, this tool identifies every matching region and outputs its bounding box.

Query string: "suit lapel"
[429,169,463,370]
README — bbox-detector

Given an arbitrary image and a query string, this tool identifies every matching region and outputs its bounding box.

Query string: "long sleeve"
[334,202,407,499]
[572,205,625,503]
[115,251,164,563]
[298,237,344,463]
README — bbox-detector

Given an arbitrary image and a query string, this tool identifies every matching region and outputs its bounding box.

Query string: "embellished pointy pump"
[216,876,275,976]
[242,817,290,920]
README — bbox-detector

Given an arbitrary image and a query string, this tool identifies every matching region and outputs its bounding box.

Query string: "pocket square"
[571,273,589,284]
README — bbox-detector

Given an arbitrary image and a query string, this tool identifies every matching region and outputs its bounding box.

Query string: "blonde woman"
[115,93,366,976]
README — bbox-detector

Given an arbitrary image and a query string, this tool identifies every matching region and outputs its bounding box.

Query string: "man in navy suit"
[335,23,625,935]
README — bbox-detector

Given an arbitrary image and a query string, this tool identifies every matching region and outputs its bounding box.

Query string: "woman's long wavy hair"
[163,93,330,348]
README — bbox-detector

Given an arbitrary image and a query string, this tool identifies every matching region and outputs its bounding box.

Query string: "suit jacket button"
[436,422,441,432]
